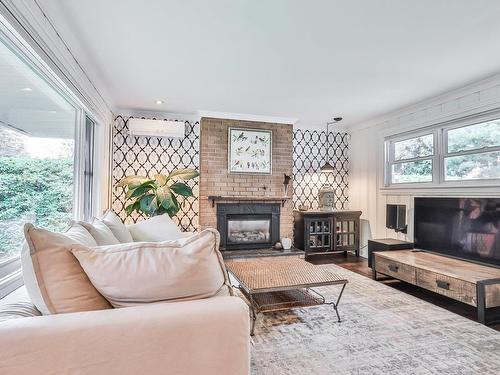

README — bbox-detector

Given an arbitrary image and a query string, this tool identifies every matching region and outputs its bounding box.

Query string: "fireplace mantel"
[208,195,291,207]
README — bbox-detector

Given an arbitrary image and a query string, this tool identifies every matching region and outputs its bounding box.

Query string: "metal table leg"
[248,293,258,336]
[330,283,346,322]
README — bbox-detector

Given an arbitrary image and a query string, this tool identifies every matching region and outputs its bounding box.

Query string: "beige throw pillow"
[71,229,231,308]
[22,223,112,315]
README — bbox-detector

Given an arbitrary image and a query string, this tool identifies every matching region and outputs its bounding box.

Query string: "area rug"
[249,263,500,375]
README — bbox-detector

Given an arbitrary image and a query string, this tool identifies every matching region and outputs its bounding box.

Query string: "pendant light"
[320,117,342,173]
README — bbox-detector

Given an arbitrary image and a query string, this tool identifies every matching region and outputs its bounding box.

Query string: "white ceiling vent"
[128,118,185,138]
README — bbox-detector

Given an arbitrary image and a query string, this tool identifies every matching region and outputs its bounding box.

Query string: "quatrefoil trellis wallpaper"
[112,116,200,231]
[111,115,349,231]
[292,129,349,211]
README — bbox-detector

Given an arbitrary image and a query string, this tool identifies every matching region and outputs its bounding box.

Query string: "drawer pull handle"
[436,280,450,290]
[388,264,399,272]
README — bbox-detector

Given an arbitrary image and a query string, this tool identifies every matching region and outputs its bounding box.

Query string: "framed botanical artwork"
[228,128,272,174]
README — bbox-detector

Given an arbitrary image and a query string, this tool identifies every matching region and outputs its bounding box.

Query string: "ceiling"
[38,0,500,127]
[0,36,75,138]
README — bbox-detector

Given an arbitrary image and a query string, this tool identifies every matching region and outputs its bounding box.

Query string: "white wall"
[349,73,500,258]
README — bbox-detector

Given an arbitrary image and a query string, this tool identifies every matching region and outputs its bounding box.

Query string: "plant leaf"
[125,203,135,215]
[153,174,168,186]
[125,186,137,199]
[139,194,157,215]
[125,201,140,215]
[170,182,193,197]
[167,168,200,181]
[166,194,180,217]
[116,175,148,188]
[129,184,150,199]
[157,186,174,209]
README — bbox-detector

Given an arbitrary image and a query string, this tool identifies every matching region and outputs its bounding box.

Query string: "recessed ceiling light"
[20,87,32,92]
[155,100,164,105]
[47,110,57,114]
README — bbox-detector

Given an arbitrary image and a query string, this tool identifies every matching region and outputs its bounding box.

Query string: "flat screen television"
[414,197,500,267]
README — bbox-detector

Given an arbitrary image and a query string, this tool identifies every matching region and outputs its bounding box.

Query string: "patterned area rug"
[249,263,500,375]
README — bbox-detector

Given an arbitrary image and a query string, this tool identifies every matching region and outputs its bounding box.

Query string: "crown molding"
[115,108,201,123]
[198,110,298,125]
[349,71,500,133]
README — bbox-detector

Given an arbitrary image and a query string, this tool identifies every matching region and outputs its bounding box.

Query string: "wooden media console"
[372,250,500,325]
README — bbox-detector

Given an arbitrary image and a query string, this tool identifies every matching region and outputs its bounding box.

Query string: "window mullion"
[391,155,432,164]
[445,145,500,158]
[436,128,443,184]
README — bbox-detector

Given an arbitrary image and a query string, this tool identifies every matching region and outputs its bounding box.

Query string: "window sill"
[380,183,500,196]
[0,268,23,299]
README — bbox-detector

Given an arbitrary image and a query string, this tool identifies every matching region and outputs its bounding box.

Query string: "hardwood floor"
[307,252,500,332]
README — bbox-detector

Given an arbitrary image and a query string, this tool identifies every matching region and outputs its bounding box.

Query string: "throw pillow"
[79,218,120,246]
[126,214,183,242]
[22,223,112,315]
[71,228,231,308]
[101,210,133,243]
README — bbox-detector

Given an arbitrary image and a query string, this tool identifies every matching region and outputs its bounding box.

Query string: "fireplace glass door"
[227,219,271,246]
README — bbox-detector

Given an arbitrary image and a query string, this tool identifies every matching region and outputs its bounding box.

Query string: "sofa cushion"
[101,210,133,243]
[22,223,112,315]
[71,229,231,308]
[126,214,184,242]
[79,218,120,246]
[0,301,41,323]
[0,286,41,323]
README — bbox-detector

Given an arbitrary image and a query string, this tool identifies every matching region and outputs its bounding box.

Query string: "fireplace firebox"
[217,203,280,250]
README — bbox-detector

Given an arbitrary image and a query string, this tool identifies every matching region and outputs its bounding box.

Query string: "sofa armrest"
[0,296,250,375]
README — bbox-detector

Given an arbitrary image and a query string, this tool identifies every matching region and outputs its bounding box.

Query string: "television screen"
[414,197,500,267]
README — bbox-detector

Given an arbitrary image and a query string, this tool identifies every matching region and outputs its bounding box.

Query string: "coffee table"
[225,257,348,335]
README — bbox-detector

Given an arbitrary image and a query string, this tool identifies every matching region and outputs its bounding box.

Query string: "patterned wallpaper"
[111,115,349,230]
[112,116,199,231]
[293,129,349,210]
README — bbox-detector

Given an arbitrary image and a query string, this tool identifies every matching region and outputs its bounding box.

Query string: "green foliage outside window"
[0,157,73,259]
[394,121,500,182]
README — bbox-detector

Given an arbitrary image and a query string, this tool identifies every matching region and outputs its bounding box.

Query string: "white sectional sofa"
[0,212,250,375]
[0,292,249,375]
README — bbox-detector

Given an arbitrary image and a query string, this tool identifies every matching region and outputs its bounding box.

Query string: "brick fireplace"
[199,117,294,248]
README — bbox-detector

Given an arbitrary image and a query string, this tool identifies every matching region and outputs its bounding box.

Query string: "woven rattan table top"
[225,257,348,293]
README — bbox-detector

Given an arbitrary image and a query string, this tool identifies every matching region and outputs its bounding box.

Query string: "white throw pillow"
[65,221,98,247]
[126,214,183,242]
[71,229,231,308]
[79,218,120,246]
[101,210,133,243]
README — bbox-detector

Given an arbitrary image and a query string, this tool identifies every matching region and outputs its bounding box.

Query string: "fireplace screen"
[227,219,271,244]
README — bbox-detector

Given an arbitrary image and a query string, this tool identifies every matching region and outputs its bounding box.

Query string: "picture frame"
[228,127,272,174]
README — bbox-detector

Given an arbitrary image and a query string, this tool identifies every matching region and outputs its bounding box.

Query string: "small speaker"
[386,204,407,233]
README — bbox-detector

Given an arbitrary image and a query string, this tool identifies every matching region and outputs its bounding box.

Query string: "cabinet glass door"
[306,218,333,252]
[335,218,357,249]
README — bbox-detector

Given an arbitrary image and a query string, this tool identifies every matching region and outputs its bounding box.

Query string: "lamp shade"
[320,162,335,173]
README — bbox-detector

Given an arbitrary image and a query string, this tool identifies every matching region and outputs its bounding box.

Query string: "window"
[444,120,500,181]
[0,26,94,297]
[385,116,500,186]
[387,133,435,184]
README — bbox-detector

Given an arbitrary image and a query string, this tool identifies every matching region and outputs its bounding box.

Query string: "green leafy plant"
[117,168,199,217]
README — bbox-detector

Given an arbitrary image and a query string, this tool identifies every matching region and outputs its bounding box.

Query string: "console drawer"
[374,255,415,284]
[416,269,477,306]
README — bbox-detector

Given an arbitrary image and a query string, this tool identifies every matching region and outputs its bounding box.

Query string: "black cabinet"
[294,210,362,256]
